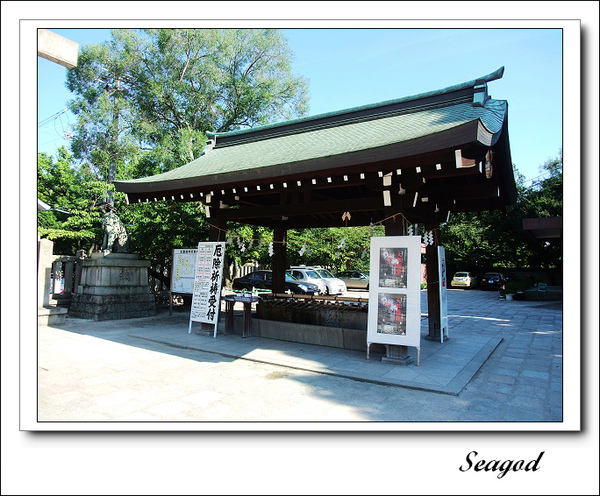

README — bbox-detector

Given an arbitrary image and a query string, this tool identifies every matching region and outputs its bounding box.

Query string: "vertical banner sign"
[438,246,449,342]
[367,236,422,358]
[188,242,225,337]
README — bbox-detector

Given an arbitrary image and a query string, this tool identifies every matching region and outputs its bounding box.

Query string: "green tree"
[70,28,310,176]
[517,150,563,269]
[66,38,141,194]
[285,225,382,274]
[216,223,383,280]
[440,152,563,273]
[61,28,309,277]
[117,201,210,283]
[37,147,106,254]
[522,151,563,218]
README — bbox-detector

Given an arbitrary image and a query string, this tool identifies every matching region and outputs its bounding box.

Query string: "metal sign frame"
[367,236,422,355]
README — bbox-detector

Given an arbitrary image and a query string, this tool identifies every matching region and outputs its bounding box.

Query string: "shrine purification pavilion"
[114,66,517,344]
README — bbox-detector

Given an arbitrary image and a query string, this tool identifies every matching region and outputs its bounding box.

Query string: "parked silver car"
[336,270,370,290]
[289,266,347,295]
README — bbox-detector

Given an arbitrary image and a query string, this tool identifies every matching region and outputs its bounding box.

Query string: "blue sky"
[38,26,565,185]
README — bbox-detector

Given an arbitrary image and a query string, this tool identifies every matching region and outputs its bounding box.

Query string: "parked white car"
[290,266,347,295]
[288,267,327,294]
[451,271,478,289]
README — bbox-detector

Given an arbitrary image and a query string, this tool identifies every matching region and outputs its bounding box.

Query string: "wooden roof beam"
[219,196,386,221]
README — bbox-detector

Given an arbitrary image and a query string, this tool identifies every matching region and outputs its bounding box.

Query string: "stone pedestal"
[70,253,156,321]
[38,306,68,326]
[381,344,413,365]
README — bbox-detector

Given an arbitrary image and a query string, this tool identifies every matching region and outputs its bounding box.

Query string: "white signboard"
[438,246,449,342]
[367,236,422,356]
[188,242,225,336]
[171,248,197,294]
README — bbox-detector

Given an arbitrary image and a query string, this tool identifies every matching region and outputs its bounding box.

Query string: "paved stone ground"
[437,290,564,423]
[11,288,598,496]
[33,289,565,425]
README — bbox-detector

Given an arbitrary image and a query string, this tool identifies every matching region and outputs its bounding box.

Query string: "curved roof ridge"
[208,66,505,140]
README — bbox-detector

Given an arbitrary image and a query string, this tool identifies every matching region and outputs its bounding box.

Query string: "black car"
[232,270,321,295]
[480,272,507,290]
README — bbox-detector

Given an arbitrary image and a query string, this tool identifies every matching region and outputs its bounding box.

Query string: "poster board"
[171,248,198,294]
[367,236,422,357]
[438,246,449,342]
[188,242,225,337]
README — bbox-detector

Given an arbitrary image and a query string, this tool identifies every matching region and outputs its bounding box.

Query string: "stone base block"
[69,252,156,321]
[38,306,68,326]
[381,355,413,366]
[381,345,413,365]
[70,293,156,321]
[192,326,215,337]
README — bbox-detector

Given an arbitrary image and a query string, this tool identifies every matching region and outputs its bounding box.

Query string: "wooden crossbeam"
[218,196,386,221]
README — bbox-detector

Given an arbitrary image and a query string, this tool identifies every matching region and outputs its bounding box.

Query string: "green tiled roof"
[120,100,506,185]
[115,68,508,191]
[208,66,505,141]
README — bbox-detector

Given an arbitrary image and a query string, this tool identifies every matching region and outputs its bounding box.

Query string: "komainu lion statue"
[101,210,131,254]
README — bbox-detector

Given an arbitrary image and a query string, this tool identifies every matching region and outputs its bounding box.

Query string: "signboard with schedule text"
[188,242,225,336]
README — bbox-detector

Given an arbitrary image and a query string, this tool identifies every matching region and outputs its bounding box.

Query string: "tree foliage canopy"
[40,28,562,283]
[66,28,309,178]
[38,147,108,254]
[440,151,563,274]
[59,28,309,269]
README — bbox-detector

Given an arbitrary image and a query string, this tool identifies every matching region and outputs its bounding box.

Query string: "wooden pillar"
[383,214,412,365]
[425,227,442,341]
[272,227,287,294]
[209,212,227,242]
[383,213,406,237]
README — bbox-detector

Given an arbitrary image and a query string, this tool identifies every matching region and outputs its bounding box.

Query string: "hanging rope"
[204,211,424,260]
[206,211,414,246]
